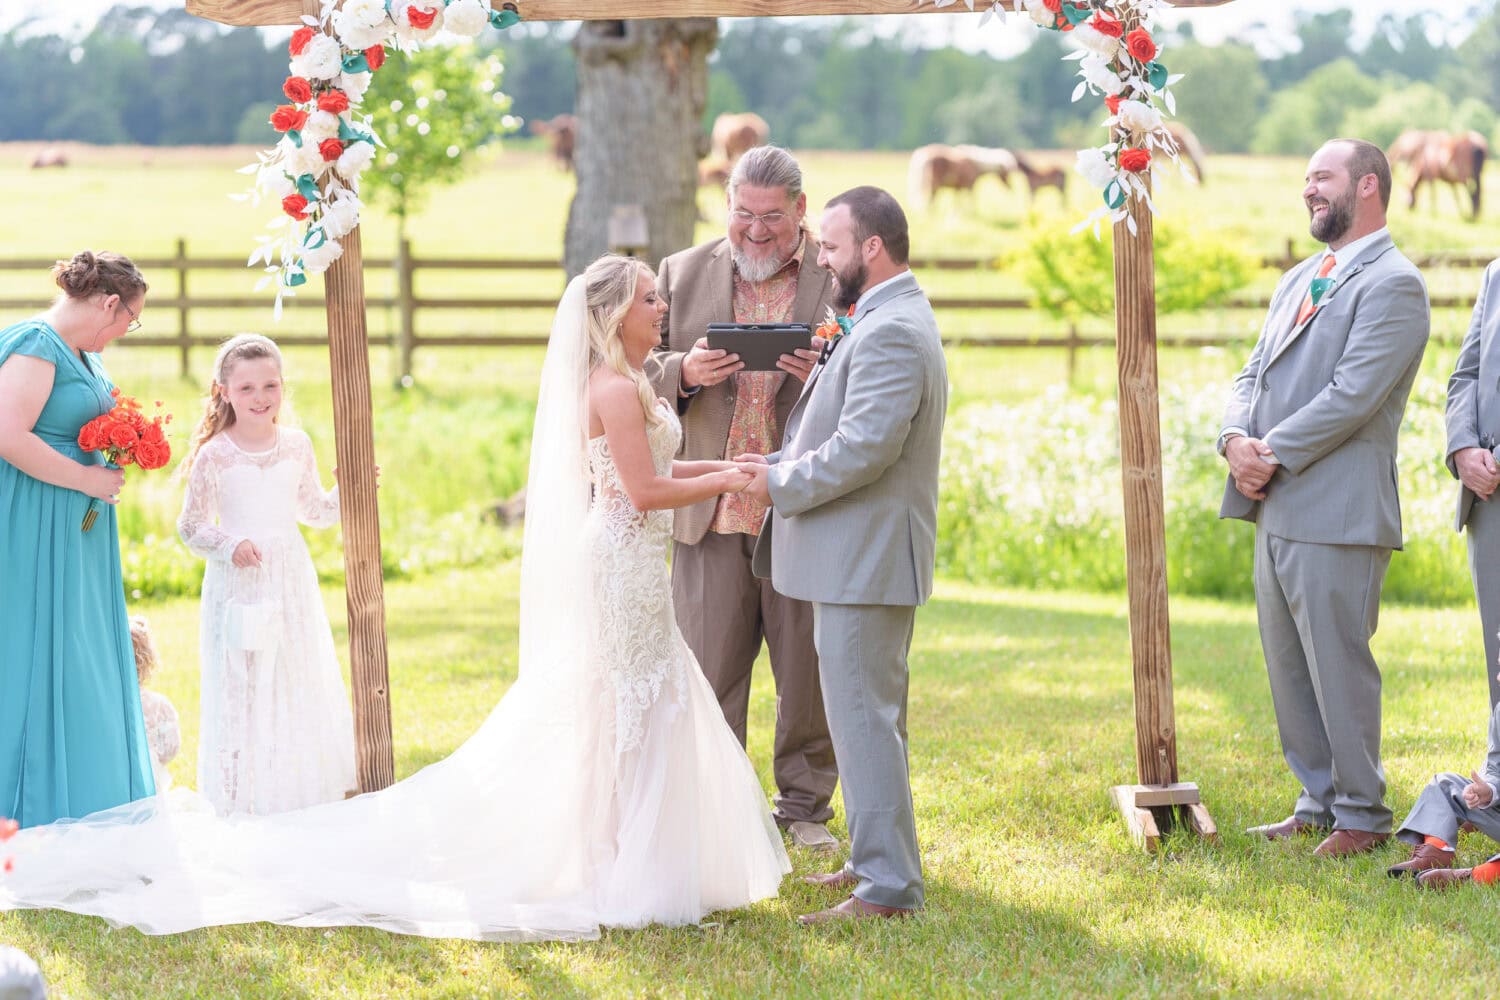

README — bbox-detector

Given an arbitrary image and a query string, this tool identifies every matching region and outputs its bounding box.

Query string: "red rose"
[289,26,315,56]
[406,5,437,29]
[134,440,170,471]
[1105,94,1123,116]
[283,194,311,220]
[283,76,312,103]
[1042,0,1061,10]
[107,423,138,450]
[78,419,105,452]
[270,105,308,133]
[1119,147,1152,173]
[141,422,166,445]
[1125,28,1157,63]
[1091,13,1124,38]
[317,89,350,114]
[319,138,345,162]
[365,45,386,72]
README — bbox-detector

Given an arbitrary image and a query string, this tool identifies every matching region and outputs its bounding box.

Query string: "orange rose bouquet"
[76,389,174,531]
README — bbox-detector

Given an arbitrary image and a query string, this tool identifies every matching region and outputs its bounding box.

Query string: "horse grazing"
[1163,122,1206,183]
[530,114,577,172]
[709,112,769,164]
[29,147,68,169]
[1394,129,1488,219]
[1012,151,1067,204]
[906,144,1016,210]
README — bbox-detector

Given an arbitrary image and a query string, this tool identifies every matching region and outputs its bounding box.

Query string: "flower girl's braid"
[182,333,286,473]
[584,254,665,426]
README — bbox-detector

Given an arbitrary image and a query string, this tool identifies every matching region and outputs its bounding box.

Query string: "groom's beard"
[832,259,867,312]
[731,243,792,284]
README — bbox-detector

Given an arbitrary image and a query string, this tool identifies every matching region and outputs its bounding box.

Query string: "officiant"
[648,145,839,851]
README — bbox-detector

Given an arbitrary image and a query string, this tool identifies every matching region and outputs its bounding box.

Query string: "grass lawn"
[4,565,1500,998]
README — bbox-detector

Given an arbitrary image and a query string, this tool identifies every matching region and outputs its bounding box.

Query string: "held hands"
[681,338,743,389]
[1455,447,1500,501]
[232,539,263,569]
[720,466,755,494]
[79,464,125,503]
[1463,770,1495,810]
[1225,435,1277,501]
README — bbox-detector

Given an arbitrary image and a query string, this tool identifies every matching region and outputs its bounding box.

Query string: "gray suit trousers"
[672,531,836,824]
[1396,771,1500,847]
[812,601,923,910]
[1468,497,1500,707]
[1255,529,1393,833]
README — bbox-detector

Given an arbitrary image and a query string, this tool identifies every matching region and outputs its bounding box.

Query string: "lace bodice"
[585,404,687,754]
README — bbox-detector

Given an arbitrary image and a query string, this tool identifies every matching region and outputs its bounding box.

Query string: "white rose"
[1081,57,1125,96]
[443,0,489,38]
[286,139,328,179]
[1116,99,1163,134]
[337,140,376,181]
[290,33,343,81]
[343,0,388,29]
[261,169,297,201]
[301,110,341,146]
[1072,22,1121,60]
[340,70,373,105]
[320,193,363,239]
[394,2,444,44]
[1076,146,1117,190]
[331,10,389,52]
[1023,0,1054,28]
[301,235,344,275]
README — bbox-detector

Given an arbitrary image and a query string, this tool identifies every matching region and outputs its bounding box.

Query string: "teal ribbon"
[835,314,853,338]
[1061,2,1092,27]
[303,227,327,250]
[341,52,370,74]
[286,128,303,148]
[337,118,373,145]
[1103,179,1126,210]
[1309,276,1335,306]
[295,173,321,202]
[285,271,308,287]
[1146,61,1169,91]
[489,7,520,28]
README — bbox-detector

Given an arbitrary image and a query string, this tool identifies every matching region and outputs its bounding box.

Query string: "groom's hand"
[733,452,768,465]
[742,464,771,506]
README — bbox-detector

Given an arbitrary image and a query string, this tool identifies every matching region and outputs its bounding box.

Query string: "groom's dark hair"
[826,186,909,266]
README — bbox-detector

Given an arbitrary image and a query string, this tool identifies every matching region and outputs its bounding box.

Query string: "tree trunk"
[565,18,717,278]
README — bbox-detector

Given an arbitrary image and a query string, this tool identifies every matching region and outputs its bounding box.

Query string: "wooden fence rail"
[2,238,1493,380]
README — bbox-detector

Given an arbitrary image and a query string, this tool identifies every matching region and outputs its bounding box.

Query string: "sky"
[0,0,1481,55]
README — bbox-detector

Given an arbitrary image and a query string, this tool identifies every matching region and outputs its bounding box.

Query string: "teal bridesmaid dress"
[0,320,154,828]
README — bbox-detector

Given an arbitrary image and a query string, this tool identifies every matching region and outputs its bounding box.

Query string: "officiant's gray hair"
[727,145,803,204]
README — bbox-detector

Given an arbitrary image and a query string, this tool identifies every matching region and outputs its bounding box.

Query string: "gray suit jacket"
[1445,259,1500,531]
[752,271,948,606]
[649,235,834,545]
[1218,232,1429,549]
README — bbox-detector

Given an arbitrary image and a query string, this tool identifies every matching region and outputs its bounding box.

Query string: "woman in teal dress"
[0,251,155,827]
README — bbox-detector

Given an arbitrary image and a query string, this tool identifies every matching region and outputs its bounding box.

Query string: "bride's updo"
[584,253,665,426]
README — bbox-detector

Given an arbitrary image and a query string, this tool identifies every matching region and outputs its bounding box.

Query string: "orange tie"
[1294,254,1337,326]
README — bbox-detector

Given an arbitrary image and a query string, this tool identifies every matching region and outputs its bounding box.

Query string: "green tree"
[1341,83,1452,152]
[1169,43,1266,154]
[1252,59,1382,156]
[360,45,518,248]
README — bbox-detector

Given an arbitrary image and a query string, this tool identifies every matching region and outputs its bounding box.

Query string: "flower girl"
[177,334,357,815]
[129,616,180,793]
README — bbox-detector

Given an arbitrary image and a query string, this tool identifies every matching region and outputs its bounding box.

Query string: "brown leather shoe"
[1312,829,1390,858]
[1460,821,1479,834]
[797,894,916,925]
[1416,867,1474,890]
[1246,816,1328,841]
[1387,842,1455,878]
[801,869,858,891]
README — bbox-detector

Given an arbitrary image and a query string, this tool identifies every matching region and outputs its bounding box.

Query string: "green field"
[6,145,1500,997]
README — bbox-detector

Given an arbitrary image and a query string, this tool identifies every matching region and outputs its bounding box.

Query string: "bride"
[0,254,790,941]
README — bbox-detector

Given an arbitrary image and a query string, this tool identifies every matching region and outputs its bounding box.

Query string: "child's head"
[185,334,286,468]
[129,616,158,686]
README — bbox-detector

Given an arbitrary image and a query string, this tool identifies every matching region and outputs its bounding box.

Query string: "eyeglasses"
[730,209,791,228]
[119,300,141,333]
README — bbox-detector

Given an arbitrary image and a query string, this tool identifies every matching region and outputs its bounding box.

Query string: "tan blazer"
[648,235,834,545]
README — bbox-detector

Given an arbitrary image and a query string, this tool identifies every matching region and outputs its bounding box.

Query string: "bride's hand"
[721,468,754,494]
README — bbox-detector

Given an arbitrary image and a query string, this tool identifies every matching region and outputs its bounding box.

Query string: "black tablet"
[705,323,814,372]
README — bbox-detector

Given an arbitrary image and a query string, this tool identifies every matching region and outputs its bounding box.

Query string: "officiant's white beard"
[730,244,792,284]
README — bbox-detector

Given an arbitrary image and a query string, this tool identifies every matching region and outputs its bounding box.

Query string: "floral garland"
[935,0,1186,238]
[240,0,519,314]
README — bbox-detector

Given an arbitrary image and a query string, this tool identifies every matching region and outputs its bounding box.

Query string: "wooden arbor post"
[185,0,1232,834]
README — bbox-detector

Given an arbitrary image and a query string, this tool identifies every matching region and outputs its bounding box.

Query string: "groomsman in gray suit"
[1219,138,1430,858]
[743,186,947,923]
[1445,259,1500,708]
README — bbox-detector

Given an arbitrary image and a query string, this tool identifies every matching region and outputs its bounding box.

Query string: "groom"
[742,185,947,923]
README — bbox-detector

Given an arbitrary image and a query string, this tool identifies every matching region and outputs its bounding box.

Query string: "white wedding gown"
[0,281,789,941]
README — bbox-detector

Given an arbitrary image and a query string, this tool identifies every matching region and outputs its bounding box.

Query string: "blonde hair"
[130,616,159,685]
[183,333,287,472]
[584,254,664,426]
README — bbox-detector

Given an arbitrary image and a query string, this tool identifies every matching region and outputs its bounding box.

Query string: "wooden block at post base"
[1110,782,1219,851]
[1119,781,1200,808]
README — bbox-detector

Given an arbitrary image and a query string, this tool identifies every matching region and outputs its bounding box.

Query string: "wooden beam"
[188,0,1235,27]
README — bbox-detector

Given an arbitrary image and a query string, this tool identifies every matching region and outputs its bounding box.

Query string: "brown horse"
[1164,122,1206,183]
[1391,129,1488,219]
[907,144,1016,210]
[1012,151,1067,204]
[709,112,769,164]
[530,114,577,172]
